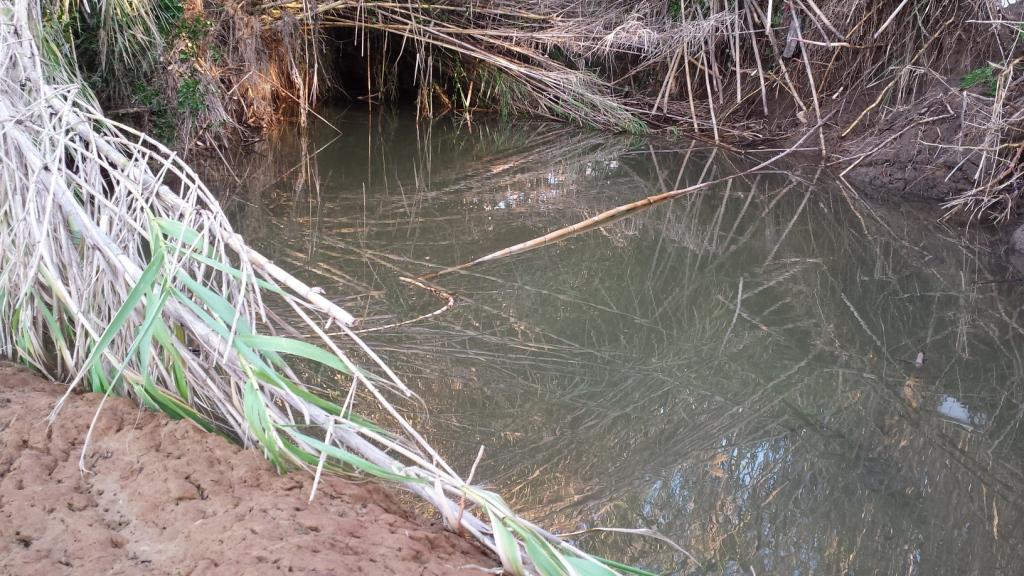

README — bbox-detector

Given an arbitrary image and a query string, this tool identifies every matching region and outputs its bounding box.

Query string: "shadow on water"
[208,107,1024,575]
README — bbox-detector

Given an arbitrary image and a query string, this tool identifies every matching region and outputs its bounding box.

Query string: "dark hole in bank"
[321,28,424,105]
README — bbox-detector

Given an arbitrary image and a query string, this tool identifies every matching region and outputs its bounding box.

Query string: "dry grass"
[59,0,1022,218]
[242,0,1020,217]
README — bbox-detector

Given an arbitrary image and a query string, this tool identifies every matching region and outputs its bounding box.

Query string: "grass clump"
[961,65,997,96]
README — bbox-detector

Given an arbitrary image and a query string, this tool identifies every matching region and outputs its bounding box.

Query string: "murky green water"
[218,107,1024,575]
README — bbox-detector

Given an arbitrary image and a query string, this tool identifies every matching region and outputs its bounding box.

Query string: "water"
[216,107,1024,575]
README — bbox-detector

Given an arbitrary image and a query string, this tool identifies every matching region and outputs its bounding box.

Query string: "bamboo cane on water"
[420,113,833,282]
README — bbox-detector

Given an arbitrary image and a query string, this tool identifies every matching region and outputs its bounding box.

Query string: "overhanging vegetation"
[67,0,1023,220]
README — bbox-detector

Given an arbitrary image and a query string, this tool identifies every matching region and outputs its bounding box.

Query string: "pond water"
[217,107,1024,575]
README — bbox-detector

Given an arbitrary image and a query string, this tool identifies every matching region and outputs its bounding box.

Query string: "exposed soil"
[831,104,976,203]
[770,81,983,205]
[0,362,496,576]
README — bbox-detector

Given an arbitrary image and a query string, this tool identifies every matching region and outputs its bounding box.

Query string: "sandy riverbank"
[0,362,495,575]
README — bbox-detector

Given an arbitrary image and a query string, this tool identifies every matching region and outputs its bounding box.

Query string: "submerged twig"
[353,277,456,334]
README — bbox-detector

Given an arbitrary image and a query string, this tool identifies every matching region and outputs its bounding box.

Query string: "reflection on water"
[214,107,1024,575]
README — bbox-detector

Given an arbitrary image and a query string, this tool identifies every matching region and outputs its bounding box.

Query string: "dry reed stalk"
[420,113,830,281]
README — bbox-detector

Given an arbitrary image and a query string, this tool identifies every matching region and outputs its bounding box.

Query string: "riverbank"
[0,362,495,575]
[90,0,1020,223]
[777,76,996,210]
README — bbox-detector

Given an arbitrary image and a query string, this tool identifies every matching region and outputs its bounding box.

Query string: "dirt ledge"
[0,362,495,576]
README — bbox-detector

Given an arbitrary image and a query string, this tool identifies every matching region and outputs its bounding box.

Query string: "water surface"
[218,108,1024,575]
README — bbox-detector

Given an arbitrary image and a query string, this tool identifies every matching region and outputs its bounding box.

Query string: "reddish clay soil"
[0,362,496,575]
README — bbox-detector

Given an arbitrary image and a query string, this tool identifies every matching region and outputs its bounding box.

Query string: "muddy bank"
[0,362,495,575]
[764,79,981,207]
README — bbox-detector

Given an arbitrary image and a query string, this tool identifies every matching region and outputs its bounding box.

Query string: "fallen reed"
[0,1,656,573]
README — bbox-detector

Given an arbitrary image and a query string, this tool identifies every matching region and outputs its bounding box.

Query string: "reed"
[257,0,1018,217]
[59,0,1021,219]
[0,2,656,574]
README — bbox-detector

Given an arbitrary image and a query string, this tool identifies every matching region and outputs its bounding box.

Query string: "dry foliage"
[247,0,1022,217]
